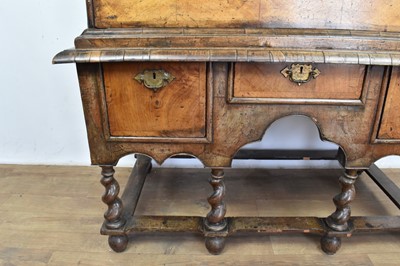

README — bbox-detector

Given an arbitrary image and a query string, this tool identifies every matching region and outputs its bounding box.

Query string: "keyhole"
[300,66,303,74]
[153,72,156,79]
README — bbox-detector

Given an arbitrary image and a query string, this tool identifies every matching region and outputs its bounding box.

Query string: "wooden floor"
[0,164,399,265]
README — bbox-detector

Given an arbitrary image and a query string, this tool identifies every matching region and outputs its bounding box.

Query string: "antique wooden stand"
[99,150,400,255]
[54,0,400,255]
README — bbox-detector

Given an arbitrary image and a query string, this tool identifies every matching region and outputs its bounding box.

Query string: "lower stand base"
[100,165,400,255]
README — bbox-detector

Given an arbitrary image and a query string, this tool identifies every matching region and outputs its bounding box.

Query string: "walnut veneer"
[54,0,400,255]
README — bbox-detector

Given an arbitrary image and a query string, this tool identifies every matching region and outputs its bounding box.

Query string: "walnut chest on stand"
[54,0,400,255]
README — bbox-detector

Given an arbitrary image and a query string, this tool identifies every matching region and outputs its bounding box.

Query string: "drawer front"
[378,67,400,140]
[230,63,367,105]
[103,62,208,141]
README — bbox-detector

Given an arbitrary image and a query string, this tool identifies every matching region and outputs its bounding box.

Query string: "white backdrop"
[0,1,399,168]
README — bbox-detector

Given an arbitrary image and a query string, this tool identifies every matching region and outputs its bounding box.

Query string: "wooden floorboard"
[0,164,399,265]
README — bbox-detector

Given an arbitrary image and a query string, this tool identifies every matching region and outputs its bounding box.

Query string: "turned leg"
[321,169,361,255]
[204,169,227,255]
[100,166,128,252]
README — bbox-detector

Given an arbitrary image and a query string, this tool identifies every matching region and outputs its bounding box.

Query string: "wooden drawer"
[102,62,210,142]
[91,0,400,31]
[378,67,400,140]
[229,63,367,105]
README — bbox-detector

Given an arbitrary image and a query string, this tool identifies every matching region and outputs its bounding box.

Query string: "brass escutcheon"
[134,69,175,92]
[280,64,321,86]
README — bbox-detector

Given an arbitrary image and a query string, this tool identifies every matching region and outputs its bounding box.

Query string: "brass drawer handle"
[280,64,321,86]
[134,69,175,92]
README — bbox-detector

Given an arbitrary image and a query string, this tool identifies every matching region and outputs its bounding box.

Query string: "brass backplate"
[281,64,321,85]
[134,69,175,92]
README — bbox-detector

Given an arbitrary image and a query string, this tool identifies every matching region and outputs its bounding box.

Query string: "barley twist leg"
[321,169,361,255]
[204,169,227,255]
[100,166,128,252]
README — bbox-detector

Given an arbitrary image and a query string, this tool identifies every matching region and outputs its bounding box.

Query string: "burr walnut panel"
[231,63,366,104]
[103,62,207,140]
[92,0,400,31]
[378,67,400,139]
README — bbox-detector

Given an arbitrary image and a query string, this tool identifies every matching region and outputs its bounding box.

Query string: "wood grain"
[369,253,400,265]
[92,0,400,31]
[48,252,375,265]
[54,48,400,66]
[103,62,207,138]
[233,63,365,100]
[71,28,400,54]
[93,0,261,28]
[76,62,395,168]
[378,67,400,139]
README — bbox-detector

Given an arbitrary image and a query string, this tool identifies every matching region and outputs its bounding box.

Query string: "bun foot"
[205,237,225,255]
[321,234,341,255]
[108,234,129,253]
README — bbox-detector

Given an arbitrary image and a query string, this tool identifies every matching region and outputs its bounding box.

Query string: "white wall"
[1,1,89,165]
[1,1,399,168]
